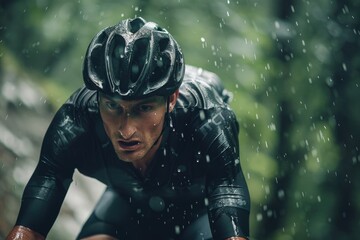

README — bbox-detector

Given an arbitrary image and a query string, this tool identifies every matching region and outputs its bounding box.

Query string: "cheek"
[102,120,112,137]
[151,113,166,131]
[152,111,165,125]
[141,113,163,133]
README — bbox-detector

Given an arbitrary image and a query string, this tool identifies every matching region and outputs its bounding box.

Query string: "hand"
[6,226,45,240]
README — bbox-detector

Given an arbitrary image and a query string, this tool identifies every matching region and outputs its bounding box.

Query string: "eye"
[138,104,153,112]
[105,101,120,110]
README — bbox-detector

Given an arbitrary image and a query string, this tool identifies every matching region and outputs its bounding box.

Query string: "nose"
[118,114,136,139]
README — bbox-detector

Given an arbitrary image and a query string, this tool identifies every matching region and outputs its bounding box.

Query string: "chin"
[116,151,143,163]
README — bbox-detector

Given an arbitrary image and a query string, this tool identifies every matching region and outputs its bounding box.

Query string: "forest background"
[0,0,359,239]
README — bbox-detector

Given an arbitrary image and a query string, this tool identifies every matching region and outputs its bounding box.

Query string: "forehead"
[99,92,165,105]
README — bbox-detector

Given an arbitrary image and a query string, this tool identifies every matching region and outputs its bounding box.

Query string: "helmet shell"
[83,17,185,99]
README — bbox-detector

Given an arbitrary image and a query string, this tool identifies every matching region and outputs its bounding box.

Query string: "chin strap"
[151,96,170,148]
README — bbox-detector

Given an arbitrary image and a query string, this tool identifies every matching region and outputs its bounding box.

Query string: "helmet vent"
[159,37,170,52]
[109,35,126,88]
[130,38,149,84]
[150,53,170,84]
[129,18,145,33]
[89,44,106,87]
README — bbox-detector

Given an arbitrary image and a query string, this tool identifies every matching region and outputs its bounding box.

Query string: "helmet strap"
[151,96,170,147]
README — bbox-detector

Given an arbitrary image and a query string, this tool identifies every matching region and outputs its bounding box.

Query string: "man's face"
[99,92,174,164]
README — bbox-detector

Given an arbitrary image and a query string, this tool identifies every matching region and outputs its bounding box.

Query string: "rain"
[1,1,360,240]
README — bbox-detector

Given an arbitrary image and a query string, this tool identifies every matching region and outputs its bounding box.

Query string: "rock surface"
[0,65,104,239]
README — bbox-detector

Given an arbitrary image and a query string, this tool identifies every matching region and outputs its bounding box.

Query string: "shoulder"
[66,86,98,113]
[177,65,232,110]
[42,86,98,157]
[47,86,97,134]
[173,65,238,137]
[194,107,239,144]
[174,65,237,126]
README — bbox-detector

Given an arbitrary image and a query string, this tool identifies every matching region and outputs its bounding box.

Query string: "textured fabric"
[16,65,250,239]
[76,187,214,239]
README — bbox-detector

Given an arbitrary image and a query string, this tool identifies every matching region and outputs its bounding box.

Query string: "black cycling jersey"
[15,65,250,240]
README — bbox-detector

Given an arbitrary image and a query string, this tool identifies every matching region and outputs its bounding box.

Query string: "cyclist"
[6,17,250,240]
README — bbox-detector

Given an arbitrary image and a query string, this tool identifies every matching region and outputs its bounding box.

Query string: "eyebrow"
[100,93,164,105]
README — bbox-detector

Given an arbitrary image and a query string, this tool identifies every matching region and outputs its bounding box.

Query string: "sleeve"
[196,107,250,239]
[15,94,88,237]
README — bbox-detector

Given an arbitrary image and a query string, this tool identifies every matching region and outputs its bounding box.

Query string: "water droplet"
[291,5,295,12]
[204,198,209,206]
[342,63,347,71]
[199,110,205,120]
[149,196,165,212]
[175,225,181,235]
[278,189,285,199]
[275,21,280,29]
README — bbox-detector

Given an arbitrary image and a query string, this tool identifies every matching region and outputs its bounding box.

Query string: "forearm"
[225,238,247,240]
[6,226,45,240]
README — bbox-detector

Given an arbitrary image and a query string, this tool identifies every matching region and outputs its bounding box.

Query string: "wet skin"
[99,91,178,174]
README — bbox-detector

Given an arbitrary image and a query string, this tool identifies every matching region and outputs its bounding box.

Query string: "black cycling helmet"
[83,17,185,99]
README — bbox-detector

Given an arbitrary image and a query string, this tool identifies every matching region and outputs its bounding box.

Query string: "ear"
[168,89,179,112]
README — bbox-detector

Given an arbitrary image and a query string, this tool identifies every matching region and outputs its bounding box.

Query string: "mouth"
[117,140,141,150]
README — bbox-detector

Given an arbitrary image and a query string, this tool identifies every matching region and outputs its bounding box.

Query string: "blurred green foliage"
[1,0,359,239]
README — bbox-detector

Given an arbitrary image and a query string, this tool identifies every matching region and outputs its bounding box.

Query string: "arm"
[225,238,247,240]
[206,171,250,240]
[9,101,87,237]
[197,108,251,240]
[6,226,45,240]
